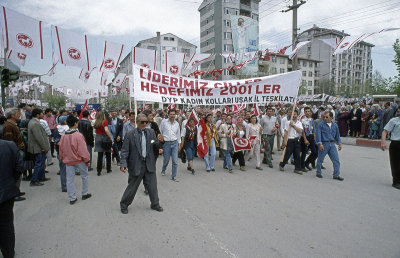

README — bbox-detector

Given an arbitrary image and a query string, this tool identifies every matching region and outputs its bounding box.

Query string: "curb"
[340,137,388,149]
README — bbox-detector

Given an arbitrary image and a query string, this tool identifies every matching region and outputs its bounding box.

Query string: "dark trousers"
[112,141,121,163]
[232,151,245,167]
[120,160,159,209]
[0,199,15,258]
[50,129,55,156]
[389,140,400,185]
[300,135,318,169]
[97,152,111,173]
[31,153,46,182]
[280,138,301,170]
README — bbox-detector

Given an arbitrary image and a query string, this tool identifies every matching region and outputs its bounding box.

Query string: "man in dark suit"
[120,114,163,214]
[0,139,24,258]
[111,111,124,166]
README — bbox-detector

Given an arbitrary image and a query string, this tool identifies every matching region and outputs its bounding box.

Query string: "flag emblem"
[16,33,33,48]
[104,58,115,70]
[68,47,81,60]
[141,63,149,68]
[17,53,26,60]
[169,65,179,74]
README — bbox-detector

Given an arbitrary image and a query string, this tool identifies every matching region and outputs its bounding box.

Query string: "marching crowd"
[0,99,400,257]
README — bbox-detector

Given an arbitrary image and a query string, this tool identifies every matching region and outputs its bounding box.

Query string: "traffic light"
[1,69,20,88]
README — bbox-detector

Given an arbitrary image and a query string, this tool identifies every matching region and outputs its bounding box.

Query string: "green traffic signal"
[9,70,19,81]
[1,69,20,88]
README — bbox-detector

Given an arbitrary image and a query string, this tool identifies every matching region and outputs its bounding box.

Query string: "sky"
[1,0,399,99]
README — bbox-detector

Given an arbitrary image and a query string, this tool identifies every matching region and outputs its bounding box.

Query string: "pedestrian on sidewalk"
[59,115,91,205]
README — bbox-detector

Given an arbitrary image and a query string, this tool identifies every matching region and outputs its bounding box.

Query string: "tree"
[105,94,130,110]
[42,93,66,110]
[314,79,336,95]
[369,70,397,95]
[393,39,400,77]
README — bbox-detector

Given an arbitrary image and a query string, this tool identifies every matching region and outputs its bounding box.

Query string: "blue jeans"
[162,140,178,179]
[32,153,46,182]
[185,140,195,161]
[204,139,216,170]
[57,153,66,191]
[369,130,377,139]
[66,162,89,201]
[316,142,340,177]
[223,149,232,170]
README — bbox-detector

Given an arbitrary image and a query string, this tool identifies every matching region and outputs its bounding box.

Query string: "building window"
[309,62,313,67]
[280,68,285,73]
[182,48,191,56]
[279,58,285,64]
[271,56,276,63]
[309,71,312,77]
[302,61,307,67]
[302,71,307,76]
[224,20,231,27]
[224,32,232,39]
[302,80,306,86]
[162,46,166,50]
[308,90,313,95]
[271,67,277,74]
[163,37,169,41]
[224,44,233,52]
[308,81,313,86]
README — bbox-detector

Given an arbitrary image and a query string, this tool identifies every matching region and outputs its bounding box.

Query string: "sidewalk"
[340,136,388,148]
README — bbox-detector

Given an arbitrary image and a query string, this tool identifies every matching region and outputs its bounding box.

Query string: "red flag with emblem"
[232,137,252,152]
[79,100,88,120]
[188,109,199,126]
[89,109,97,121]
[168,104,176,110]
[250,104,259,117]
[197,118,208,158]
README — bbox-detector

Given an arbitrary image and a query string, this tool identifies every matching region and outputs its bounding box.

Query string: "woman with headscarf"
[349,103,362,137]
[337,107,350,137]
[361,105,371,137]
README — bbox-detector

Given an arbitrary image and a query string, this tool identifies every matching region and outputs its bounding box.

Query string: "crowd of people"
[0,99,399,257]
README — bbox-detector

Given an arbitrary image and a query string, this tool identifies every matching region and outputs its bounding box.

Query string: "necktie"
[141,130,146,158]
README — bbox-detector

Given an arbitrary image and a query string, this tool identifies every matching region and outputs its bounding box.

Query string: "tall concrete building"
[198,0,261,80]
[297,25,374,96]
[116,32,197,95]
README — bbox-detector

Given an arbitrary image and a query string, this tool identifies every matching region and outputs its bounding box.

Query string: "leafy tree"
[42,93,66,110]
[105,94,130,110]
[314,79,336,95]
[393,39,400,77]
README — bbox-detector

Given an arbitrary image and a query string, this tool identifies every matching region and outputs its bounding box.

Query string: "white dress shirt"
[284,120,303,139]
[160,118,181,144]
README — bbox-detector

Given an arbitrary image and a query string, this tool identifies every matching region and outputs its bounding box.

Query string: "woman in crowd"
[350,103,362,137]
[246,115,263,170]
[337,107,350,137]
[204,114,219,172]
[232,117,247,171]
[361,106,371,138]
[218,114,236,173]
[94,111,113,176]
[181,117,197,174]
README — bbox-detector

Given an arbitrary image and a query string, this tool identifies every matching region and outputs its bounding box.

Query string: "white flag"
[66,88,73,96]
[92,89,99,98]
[100,87,108,97]
[100,72,108,87]
[38,85,45,93]
[99,41,124,73]
[112,73,126,87]
[319,38,339,49]
[164,51,185,75]
[53,25,90,70]
[15,82,22,90]
[332,35,366,55]
[286,41,311,59]
[184,53,212,71]
[36,100,41,106]
[85,89,90,96]
[2,6,44,59]
[10,87,18,96]
[23,80,30,85]
[22,84,29,93]
[221,53,239,63]
[31,77,39,84]
[76,89,82,97]
[133,47,156,70]
[6,50,27,67]
[79,66,95,83]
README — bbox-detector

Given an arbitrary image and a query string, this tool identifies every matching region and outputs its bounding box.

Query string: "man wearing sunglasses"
[315,111,343,181]
[119,114,163,214]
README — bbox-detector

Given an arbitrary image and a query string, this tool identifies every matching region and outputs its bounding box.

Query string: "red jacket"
[59,130,90,166]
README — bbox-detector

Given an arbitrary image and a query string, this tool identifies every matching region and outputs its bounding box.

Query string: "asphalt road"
[13,145,400,258]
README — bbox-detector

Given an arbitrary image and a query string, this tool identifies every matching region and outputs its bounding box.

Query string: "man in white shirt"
[160,109,181,182]
[279,109,304,174]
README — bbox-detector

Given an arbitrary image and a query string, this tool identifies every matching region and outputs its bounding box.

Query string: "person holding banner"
[279,110,303,174]
[219,115,236,173]
[204,114,219,173]
[246,115,263,170]
[232,117,247,171]
[160,109,181,182]
[181,117,197,174]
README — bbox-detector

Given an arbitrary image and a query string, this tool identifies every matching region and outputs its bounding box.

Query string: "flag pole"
[134,99,137,116]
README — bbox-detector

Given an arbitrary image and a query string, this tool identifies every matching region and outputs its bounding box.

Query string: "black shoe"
[305,165,312,171]
[97,172,101,176]
[187,167,192,171]
[82,193,92,200]
[211,168,215,172]
[75,172,80,176]
[151,205,164,212]
[52,155,56,158]
[321,165,326,169]
[62,189,67,192]
[144,189,149,195]
[45,170,49,173]
[14,196,26,201]
[22,176,30,181]
[206,170,210,173]
[316,174,323,178]
[262,160,268,164]
[47,162,54,166]
[392,184,400,190]
[70,199,77,205]
[57,171,60,175]
[30,181,44,186]
[312,164,316,169]
[121,208,128,214]
[107,170,112,173]
[333,176,344,181]
[39,177,51,182]
[223,166,228,169]
[88,167,93,171]
[291,160,295,165]
[191,168,195,174]
[301,168,308,173]
[269,164,273,168]
[18,192,26,197]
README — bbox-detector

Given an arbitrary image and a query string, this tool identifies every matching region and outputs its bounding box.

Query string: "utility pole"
[282,0,306,71]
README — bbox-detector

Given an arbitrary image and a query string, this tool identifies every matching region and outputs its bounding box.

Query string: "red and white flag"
[38,85,45,93]
[79,67,96,83]
[286,41,310,59]
[197,118,208,158]
[248,135,257,145]
[79,99,88,120]
[53,25,90,70]
[66,88,73,96]
[6,50,27,67]
[319,38,339,49]
[76,89,82,97]
[100,72,108,87]
[333,35,366,55]
[188,109,199,126]
[22,84,29,93]
[232,137,252,152]
[92,89,99,98]
[164,51,185,75]
[99,41,124,73]
[10,87,18,96]
[89,109,97,121]
[100,87,108,97]
[144,104,150,110]
[31,77,39,84]
[133,47,156,70]
[168,103,176,110]
[232,104,246,113]
[2,6,44,59]
[112,73,126,87]
[184,53,212,72]
[84,89,90,96]
[250,103,259,117]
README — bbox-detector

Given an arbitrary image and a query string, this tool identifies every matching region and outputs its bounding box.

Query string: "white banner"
[99,41,124,73]
[132,64,301,105]
[7,50,27,67]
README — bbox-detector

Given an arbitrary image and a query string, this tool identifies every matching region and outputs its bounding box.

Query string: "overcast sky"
[1,0,399,95]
